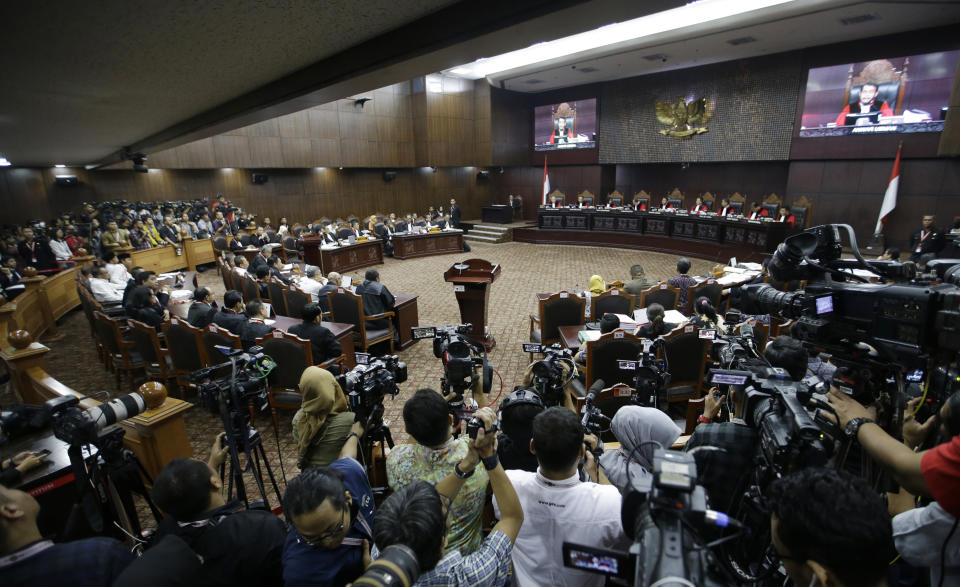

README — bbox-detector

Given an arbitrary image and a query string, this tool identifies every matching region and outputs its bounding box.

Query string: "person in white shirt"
[295,266,325,301]
[493,407,629,587]
[89,266,123,303]
[102,251,131,288]
[277,217,289,236]
[48,228,73,261]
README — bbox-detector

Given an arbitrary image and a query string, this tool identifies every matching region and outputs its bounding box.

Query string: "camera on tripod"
[521,342,576,405]
[191,347,276,421]
[46,392,149,446]
[563,449,736,586]
[336,354,407,429]
[413,324,492,413]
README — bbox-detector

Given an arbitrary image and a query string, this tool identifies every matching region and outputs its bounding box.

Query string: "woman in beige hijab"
[292,366,356,469]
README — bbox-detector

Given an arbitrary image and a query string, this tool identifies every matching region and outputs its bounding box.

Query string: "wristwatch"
[845,417,874,439]
[454,461,475,479]
[697,415,713,425]
[481,454,499,471]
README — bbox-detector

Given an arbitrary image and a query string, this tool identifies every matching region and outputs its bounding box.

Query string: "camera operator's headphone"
[499,387,545,412]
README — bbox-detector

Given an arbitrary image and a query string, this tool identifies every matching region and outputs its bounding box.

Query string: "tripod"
[215,389,283,510]
[360,404,394,493]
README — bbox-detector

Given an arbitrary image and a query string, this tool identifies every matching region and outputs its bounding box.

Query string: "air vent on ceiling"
[726,36,757,46]
[523,79,544,85]
[642,53,668,61]
[839,13,879,25]
[578,66,599,73]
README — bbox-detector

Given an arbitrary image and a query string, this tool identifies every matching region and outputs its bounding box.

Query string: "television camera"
[520,342,577,405]
[336,353,407,436]
[413,324,492,419]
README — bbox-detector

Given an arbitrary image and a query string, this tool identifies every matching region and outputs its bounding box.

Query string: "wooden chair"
[241,274,261,303]
[577,190,594,206]
[547,189,566,207]
[128,318,176,388]
[221,261,235,292]
[762,193,783,218]
[633,190,650,210]
[199,323,243,367]
[162,318,206,393]
[93,310,145,391]
[729,192,746,215]
[256,330,314,431]
[283,286,311,320]
[584,329,646,389]
[282,236,299,262]
[606,189,623,207]
[684,397,706,434]
[528,292,585,358]
[789,196,813,229]
[590,289,635,320]
[268,280,289,317]
[662,324,709,409]
[685,279,722,314]
[842,58,908,115]
[701,191,715,211]
[328,288,395,354]
[639,283,681,312]
[667,187,684,209]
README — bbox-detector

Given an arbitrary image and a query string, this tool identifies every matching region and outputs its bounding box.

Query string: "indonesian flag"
[874,143,901,234]
[542,158,550,206]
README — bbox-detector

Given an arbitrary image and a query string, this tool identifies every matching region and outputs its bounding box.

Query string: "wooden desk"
[301,238,384,274]
[270,317,357,369]
[158,271,197,320]
[392,232,463,260]
[393,293,420,350]
[481,206,513,224]
[557,325,583,349]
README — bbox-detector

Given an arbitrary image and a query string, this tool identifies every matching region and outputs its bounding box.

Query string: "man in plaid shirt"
[666,257,698,308]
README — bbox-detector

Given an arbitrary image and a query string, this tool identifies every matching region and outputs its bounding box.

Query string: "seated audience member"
[187,287,217,328]
[387,389,489,555]
[282,423,373,587]
[496,407,628,587]
[666,257,697,307]
[292,367,355,470]
[878,247,901,261]
[316,272,340,313]
[0,257,24,299]
[355,269,395,331]
[496,387,545,472]
[624,263,655,296]
[241,299,274,349]
[747,201,768,220]
[830,389,960,585]
[120,266,142,306]
[296,266,324,300]
[289,303,343,367]
[1,484,133,586]
[373,408,524,586]
[600,406,682,495]
[250,244,273,272]
[48,228,72,262]
[635,303,679,339]
[128,286,168,328]
[588,274,604,296]
[690,296,722,330]
[229,236,244,252]
[576,313,620,366]
[233,255,249,274]
[120,434,286,587]
[89,265,123,303]
[102,250,128,286]
[213,290,247,336]
[254,266,271,297]
[268,254,292,285]
[134,270,170,309]
[778,206,796,227]
[768,468,894,587]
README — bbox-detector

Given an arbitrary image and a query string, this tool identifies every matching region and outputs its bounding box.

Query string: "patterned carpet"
[5,240,712,511]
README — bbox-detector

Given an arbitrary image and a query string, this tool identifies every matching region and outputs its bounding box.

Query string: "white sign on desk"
[454,285,465,292]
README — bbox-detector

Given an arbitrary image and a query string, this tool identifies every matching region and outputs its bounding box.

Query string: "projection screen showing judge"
[798,51,959,138]
[534,99,597,151]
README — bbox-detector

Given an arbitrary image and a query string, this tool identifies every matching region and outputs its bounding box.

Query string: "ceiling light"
[55,164,66,168]
[444,0,795,79]
[0,157,12,166]
[221,168,234,173]
[426,75,443,93]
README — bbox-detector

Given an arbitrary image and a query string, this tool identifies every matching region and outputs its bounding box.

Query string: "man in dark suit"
[267,255,292,285]
[213,290,247,336]
[240,300,275,350]
[187,287,217,329]
[355,268,395,331]
[316,272,340,313]
[909,214,944,262]
[289,303,343,367]
[249,245,272,272]
[449,198,462,229]
[18,227,53,271]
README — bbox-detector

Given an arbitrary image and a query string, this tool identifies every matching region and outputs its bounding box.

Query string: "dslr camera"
[521,342,577,405]
[337,354,407,430]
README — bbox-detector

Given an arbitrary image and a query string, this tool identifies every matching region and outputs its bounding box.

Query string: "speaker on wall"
[54,175,78,186]
[252,173,268,184]
[476,170,489,180]
[383,170,397,182]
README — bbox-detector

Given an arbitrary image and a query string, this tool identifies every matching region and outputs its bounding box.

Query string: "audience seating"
[529,292,585,359]
[93,310,145,391]
[256,330,314,431]
[685,279,722,313]
[267,280,288,316]
[241,274,261,303]
[162,318,206,395]
[584,329,646,390]
[128,318,176,388]
[328,288,395,354]
[639,283,681,312]
[283,286,311,320]
[573,383,636,443]
[199,323,242,366]
[662,324,709,409]
[590,289,635,320]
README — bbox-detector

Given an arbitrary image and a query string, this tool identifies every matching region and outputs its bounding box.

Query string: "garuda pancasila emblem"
[655,97,712,139]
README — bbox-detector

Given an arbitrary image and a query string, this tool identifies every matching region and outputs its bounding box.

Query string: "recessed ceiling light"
[444,0,795,79]
[55,164,66,168]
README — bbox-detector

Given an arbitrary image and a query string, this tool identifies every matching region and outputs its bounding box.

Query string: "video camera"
[563,450,736,586]
[413,324,492,414]
[46,392,148,446]
[521,342,577,405]
[336,354,407,430]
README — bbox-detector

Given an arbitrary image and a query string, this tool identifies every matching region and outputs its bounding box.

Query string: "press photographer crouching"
[293,366,356,470]
[113,433,287,587]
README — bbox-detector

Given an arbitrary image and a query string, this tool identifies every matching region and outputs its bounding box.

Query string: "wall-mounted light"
[0,157,10,167]
[54,164,66,168]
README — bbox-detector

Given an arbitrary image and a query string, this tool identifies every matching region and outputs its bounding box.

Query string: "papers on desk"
[634,309,687,325]
[739,262,763,271]
[169,290,192,300]
[320,244,338,250]
[341,275,352,287]
[262,302,272,317]
[263,319,276,326]
[717,271,761,286]
[613,313,638,330]
[158,272,179,279]
[578,330,602,343]
[282,264,293,271]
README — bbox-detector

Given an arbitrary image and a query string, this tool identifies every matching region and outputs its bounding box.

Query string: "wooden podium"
[443,259,501,350]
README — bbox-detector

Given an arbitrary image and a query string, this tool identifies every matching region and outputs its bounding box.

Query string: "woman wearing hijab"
[588,274,605,296]
[600,406,682,494]
[292,366,356,469]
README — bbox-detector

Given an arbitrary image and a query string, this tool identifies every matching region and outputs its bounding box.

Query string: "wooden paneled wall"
[498,165,604,220]
[0,166,497,225]
[615,162,790,206]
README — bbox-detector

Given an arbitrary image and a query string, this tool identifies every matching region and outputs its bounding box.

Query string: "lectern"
[444,259,501,350]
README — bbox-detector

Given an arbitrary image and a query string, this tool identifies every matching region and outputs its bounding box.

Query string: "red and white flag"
[542,158,550,206]
[874,143,902,234]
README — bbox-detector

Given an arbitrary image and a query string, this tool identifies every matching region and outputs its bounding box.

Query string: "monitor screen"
[798,50,959,138]
[534,99,597,151]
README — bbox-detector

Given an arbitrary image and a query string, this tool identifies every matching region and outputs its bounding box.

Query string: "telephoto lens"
[351,544,420,587]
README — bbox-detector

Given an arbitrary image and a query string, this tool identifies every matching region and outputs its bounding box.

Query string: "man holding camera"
[114,433,287,586]
[495,406,628,587]
[373,406,523,586]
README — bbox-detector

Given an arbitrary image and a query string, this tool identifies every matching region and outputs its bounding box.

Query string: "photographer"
[386,389,489,555]
[282,421,373,587]
[599,406,682,495]
[116,433,287,586]
[829,389,960,584]
[372,407,523,586]
[768,468,894,587]
[293,366,355,469]
[496,407,628,587]
[497,387,545,472]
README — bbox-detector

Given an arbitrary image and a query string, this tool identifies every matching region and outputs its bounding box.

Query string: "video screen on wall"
[798,50,959,138]
[533,99,597,151]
